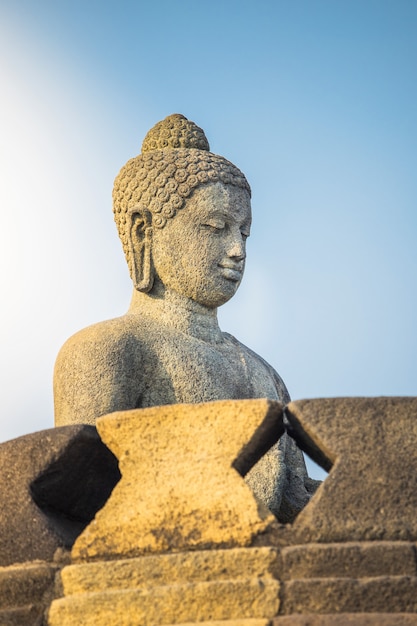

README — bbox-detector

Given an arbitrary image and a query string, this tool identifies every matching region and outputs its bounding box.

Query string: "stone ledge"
[280,542,417,579]
[281,576,417,614]
[61,547,279,594]
[165,621,271,626]
[0,562,57,610]
[0,605,45,626]
[48,578,280,625]
[272,615,417,625]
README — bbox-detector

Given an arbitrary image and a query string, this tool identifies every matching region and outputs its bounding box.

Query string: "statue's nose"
[227,234,246,261]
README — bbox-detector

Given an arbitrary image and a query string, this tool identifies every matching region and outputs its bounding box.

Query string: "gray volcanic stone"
[0,425,120,566]
[0,562,57,623]
[280,542,417,579]
[281,576,417,614]
[273,616,417,625]
[0,606,44,626]
[285,397,417,543]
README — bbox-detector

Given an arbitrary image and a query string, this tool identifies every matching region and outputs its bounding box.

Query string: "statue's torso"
[53,312,310,522]
[54,313,288,426]
[137,323,282,408]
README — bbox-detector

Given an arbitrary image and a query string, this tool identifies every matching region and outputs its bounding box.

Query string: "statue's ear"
[128,207,154,292]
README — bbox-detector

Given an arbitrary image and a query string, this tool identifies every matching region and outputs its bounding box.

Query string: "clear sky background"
[1,1,416,480]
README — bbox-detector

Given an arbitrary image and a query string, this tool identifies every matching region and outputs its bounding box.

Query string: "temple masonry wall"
[1,397,417,624]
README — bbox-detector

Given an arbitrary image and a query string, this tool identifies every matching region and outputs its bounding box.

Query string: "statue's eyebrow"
[200,206,252,233]
[203,208,229,218]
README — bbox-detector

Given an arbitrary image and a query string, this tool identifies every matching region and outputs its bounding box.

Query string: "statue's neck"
[128,286,223,344]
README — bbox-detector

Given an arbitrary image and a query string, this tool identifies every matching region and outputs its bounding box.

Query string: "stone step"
[63,547,279,594]
[280,542,417,579]
[0,605,44,626]
[281,576,417,614]
[48,578,280,626]
[0,562,57,609]
[165,621,271,626]
[272,615,417,625]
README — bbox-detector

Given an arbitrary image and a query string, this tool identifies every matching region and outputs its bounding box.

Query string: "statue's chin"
[193,282,242,309]
[152,273,243,310]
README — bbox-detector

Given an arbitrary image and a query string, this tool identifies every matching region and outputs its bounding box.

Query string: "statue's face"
[151,182,251,308]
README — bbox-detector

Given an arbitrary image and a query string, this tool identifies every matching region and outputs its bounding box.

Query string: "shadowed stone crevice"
[0,425,120,566]
[232,402,285,478]
[0,425,121,622]
[284,408,334,474]
[30,427,121,547]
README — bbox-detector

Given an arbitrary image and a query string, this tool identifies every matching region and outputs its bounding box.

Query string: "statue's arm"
[53,325,141,426]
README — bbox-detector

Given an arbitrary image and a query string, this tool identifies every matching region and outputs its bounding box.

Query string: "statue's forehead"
[187,182,252,217]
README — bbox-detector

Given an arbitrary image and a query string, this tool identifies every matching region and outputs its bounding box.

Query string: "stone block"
[61,547,279,594]
[48,578,280,625]
[272,616,417,625]
[166,622,271,626]
[280,542,417,579]
[285,397,417,542]
[0,563,57,609]
[73,399,283,561]
[0,562,58,625]
[0,605,45,626]
[281,576,417,614]
[0,425,119,565]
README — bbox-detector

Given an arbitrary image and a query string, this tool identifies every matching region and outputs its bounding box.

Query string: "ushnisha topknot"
[141,113,210,152]
[112,114,251,276]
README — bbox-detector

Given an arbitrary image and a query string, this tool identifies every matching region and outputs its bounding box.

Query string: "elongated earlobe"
[128,208,154,292]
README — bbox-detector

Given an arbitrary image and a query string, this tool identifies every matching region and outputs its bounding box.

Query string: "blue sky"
[1,1,416,479]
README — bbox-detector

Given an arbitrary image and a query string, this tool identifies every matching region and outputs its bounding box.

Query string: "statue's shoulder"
[56,314,142,360]
[54,314,146,426]
[222,332,290,403]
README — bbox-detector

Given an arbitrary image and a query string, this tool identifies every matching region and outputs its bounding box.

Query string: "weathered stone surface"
[0,606,44,626]
[0,562,57,609]
[72,400,283,560]
[0,425,119,565]
[48,578,280,626]
[285,397,417,542]
[62,548,279,594]
[272,616,417,625]
[52,547,280,624]
[281,576,417,613]
[0,562,57,625]
[280,542,417,579]
[54,113,313,522]
[166,622,271,626]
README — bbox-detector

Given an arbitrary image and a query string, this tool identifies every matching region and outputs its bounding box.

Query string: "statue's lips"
[218,263,244,282]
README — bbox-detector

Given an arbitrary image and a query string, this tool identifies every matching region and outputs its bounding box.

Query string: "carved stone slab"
[72,399,284,561]
[49,548,280,625]
[285,397,417,543]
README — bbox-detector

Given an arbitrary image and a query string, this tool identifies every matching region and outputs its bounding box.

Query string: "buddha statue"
[54,114,315,520]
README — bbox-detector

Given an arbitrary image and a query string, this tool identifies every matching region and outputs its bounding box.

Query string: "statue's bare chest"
[136,330,279,408]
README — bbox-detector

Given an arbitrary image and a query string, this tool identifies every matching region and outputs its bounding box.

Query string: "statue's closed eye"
[202,221,226,232]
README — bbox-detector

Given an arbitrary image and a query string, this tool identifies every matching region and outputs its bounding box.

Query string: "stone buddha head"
[112,114,252,309]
